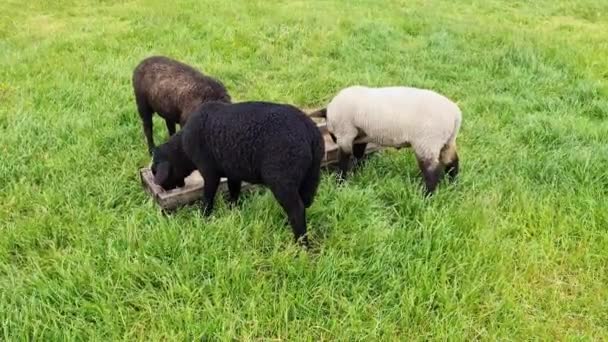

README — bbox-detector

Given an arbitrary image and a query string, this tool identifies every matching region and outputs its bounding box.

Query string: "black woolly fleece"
[152,101,325,246]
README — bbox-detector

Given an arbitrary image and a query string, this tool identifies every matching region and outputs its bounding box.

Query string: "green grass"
[1,0,608,339]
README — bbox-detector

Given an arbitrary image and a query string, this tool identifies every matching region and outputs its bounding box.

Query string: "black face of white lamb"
[132,55,231,155]
[336,145,367,183]
[155,101,325,247]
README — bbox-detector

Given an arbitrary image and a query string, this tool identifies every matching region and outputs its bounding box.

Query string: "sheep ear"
[154,161,171,185]
[309,108,327,118]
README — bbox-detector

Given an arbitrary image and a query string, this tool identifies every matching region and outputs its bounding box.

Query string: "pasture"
[1,0,607,339]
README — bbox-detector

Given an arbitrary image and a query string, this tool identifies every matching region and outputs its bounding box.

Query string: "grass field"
[1,0,608,339]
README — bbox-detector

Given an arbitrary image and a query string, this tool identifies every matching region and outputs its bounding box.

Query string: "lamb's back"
[199,102,319,182]
[329,86,459,147]
[133,56,229,119]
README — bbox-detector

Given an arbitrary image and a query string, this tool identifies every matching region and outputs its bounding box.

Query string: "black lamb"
[132,55,231,153]
[151,101,325,246]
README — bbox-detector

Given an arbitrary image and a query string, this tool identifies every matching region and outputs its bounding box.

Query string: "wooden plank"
[140,121,381,211]
[140,168,236,211]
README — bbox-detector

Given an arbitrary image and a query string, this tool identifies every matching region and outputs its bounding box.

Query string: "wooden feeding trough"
[140,121,381,210]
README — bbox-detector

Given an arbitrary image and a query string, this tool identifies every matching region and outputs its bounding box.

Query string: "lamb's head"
[308,107,336,143]
[151,138,193,190]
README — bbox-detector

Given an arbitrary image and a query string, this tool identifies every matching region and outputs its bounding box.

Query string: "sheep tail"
[308,108,327,118]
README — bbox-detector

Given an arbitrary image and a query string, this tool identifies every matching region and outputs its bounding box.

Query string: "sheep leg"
[270,185,308,247]
[417,157,442,196]
[136,98,155,154]
[200,171,220,217]
[444,153,459,182]
[337,149,351,182]
[440,142,459,182]
[165,120,176,137]
[227,178,241,205]
[352,142,368,169]
[335,132,357,182]
[299,164,321,209]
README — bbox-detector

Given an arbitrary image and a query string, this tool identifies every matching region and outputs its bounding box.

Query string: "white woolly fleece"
[326,86,462,162]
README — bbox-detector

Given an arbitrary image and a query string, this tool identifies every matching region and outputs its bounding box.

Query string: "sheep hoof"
[296,235,310,249]
[201,206,213,217]
[336,171,348,184]
[224,194,240,207]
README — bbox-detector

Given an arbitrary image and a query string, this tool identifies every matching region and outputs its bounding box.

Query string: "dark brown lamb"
[132,56,231,153]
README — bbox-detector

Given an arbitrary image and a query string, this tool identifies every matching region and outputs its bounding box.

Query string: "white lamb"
[311,85,462,195]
